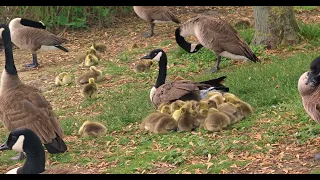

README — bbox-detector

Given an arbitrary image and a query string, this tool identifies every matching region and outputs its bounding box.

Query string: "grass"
[0,18,320,174]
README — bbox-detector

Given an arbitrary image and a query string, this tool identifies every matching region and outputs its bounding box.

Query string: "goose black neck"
[20,19,46,29]
[2,27,17,75]
[18,142,46,174]
[155,53,167,88]
[175,28,192,53]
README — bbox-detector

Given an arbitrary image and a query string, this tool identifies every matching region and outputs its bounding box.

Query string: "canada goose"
[0,128,93,174]
[134,60,154,73]
[84,54,99,67]
[140,49,230,109]
[76,66,103,85]
[305,56,320,87]
[170,100,186,113]
[210,93,242,124]
[159,104,171,115]
[90,42,107,53]
[133,6,180,38]
[206,91,223,100]
[78,121,107,137]
[224,93,253,118]
[55,72,72,86]
[202,108,231,132]
[76,48,101,63]
[175,15,260,72]
[0,24,67,161]
[8,18,68,68]
[172,105,198,131]
[140,112,177,134]
[81,78,98,98]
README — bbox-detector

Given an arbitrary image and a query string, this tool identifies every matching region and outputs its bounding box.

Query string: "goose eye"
[11,136,17,141]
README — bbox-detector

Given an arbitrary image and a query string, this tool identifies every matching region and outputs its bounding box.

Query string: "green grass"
[294,6,318,12]
[0,21,320,174]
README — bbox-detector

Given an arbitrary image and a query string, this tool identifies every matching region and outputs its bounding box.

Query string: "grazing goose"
[133,6,180,38]
[175,15,260,72]
[298,56,320,160]
[0,24,67,161]
[8,18,69,68]
[0,128,93,174]
[140,49,229,109]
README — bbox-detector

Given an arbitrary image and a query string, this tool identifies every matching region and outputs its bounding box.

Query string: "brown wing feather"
[16,27,67,49]
[0,86,64,144]
[146,7,180,23]
[152,80,199,107]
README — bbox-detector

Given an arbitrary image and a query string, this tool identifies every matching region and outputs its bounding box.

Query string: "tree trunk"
[251,6,299,49]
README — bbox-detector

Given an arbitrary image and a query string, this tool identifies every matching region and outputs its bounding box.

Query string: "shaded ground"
[0,6,320,174]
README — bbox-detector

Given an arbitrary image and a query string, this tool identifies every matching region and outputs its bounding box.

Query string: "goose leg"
[24,53,40,68]
[10,152,26,161]
[207,56,221,73]
[144,22,155,38]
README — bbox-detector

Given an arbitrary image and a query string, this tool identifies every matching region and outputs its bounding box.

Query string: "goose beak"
[140,54,152,59]
[0,141,9,151]
[306,72,318,87]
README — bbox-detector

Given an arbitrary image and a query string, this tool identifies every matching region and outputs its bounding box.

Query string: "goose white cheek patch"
[190,44,197,52]
[12,135,25,152]
[153,52,162,61]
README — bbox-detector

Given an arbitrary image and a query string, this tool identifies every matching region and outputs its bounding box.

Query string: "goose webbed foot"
[10,152,26,161]
[207,66,220,73]
[143,33,153,38]
[24,63,40,68]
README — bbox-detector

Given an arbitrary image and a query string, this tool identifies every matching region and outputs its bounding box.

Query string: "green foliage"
[0,6,133,29]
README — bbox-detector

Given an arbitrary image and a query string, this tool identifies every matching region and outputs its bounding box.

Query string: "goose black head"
[306,56,320,87]
[175,27,203,53]
[140,49,166,62]
[0,128,41,153]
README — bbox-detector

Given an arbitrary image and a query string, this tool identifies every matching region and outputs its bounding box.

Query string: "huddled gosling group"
[54,42,106,99]
[140,91,253,134]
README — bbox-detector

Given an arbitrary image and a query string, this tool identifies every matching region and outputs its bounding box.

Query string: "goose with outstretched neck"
[0,24,67,161]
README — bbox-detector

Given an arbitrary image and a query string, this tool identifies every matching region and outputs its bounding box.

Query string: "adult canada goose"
[81,78,98,98]
[175,15,260,72]
[0,128,93,174]
[78,121,107,137]
[298,57,320,160]
[54,72,72,86]
[133,6,180,38]
[0,24,67,161]
[140,49,229,109]
[8,18,69,68]
[76,66,103,85]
